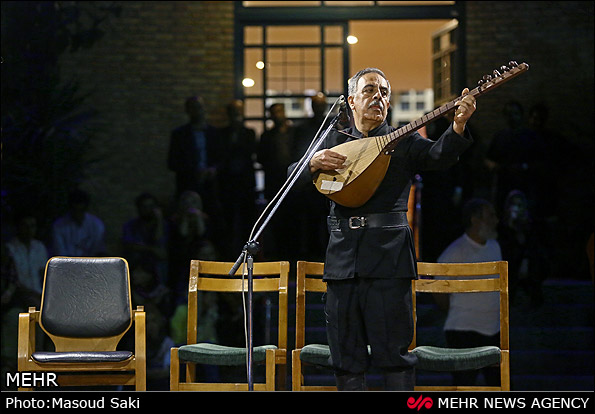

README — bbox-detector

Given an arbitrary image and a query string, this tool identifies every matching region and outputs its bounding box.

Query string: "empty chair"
[292,261,335,391]
[170,260,288,391]
[17,256,146,391]
[412,261,510,391]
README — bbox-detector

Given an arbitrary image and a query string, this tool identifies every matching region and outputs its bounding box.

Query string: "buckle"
[348,216,367,229]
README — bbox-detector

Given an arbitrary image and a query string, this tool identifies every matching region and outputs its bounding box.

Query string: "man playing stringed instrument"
[290,67,476,391]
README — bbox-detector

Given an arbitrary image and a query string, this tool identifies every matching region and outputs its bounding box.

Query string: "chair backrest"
[412,261,509,352]
[295,261,326,350]
[187,260,289,349]
[39,256,133,352]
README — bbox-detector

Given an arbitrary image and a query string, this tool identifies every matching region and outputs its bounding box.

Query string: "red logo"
[407,395,433,410]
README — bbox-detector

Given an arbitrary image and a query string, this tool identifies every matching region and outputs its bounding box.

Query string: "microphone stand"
[228,96,348,390]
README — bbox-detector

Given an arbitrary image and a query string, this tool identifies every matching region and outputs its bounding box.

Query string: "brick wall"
[59,1,235,253]
[465,1,594,158]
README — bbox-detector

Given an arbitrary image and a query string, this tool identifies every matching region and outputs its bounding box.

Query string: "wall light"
[242,78,255,87]
[256,61,265,70]
[347,35,358,44]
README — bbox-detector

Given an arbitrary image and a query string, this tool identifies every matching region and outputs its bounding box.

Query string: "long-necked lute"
[313,61,529,208]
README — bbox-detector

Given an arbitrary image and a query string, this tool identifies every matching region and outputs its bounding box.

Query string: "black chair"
[17,256,146,391]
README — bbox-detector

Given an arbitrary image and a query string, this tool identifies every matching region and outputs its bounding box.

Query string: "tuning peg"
[500,65,509,72]
[483,74,492,82]
[493,69,501,77]
[477,79,485,86]
[508,60,518,67]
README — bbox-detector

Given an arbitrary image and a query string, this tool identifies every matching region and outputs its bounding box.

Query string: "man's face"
[186,97,205,124]
[478,205,499,240]
[348,72,390,125]
[270,104,286,124]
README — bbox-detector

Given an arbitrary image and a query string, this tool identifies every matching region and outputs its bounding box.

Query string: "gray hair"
[348,67,391,100]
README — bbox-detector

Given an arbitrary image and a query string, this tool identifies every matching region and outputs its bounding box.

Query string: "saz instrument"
[313,61,529,208]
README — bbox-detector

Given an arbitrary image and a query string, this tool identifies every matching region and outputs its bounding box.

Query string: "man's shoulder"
[438,234,469,262]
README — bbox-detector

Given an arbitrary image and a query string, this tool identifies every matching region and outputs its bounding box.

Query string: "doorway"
[348,19,457,126]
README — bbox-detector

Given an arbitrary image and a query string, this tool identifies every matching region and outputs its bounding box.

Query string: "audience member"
[498,190,549,307]
[526,103,559,222]
[211,100,258,259]
[1,242,20,384]
[290,93,331,261]
[419,112,475,262]
[484,100,546,215]
[141,303,175,389]
[51,188,106,256]
[168,95,221,219]
[5,212,49,306]
[437,198,502,387]
[121,192,169,284]
[257,103,296,260]
[130,261,173,318]
[2,213,50,377]
[167,191,218,301]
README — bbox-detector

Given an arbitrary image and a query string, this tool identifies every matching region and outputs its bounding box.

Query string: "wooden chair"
[170,260,288,391]
[17,256,146,391]
[412,261,510,391]
[292,261,336,391]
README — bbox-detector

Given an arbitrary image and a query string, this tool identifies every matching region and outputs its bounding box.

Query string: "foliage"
[1,1,121,241]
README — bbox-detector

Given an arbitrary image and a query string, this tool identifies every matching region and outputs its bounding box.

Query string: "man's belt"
[328,212,409,230]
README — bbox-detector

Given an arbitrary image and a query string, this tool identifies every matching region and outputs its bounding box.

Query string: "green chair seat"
[299,344,332,367]
[178,343,277,366]
[412,345,501,372]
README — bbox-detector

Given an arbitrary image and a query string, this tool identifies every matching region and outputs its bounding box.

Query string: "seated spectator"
[438,198,502,387]
[498,189,548,307]
[5,212,49,308]
[167,191,218,300]
[51,189,106,256]
[122,192,169,284]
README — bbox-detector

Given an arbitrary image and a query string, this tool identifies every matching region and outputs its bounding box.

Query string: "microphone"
[338,95,350,126]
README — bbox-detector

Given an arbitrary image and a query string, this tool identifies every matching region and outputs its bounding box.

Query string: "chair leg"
[134,309,146,391]
[265,349,276,391]
[292,350,303,391]
[501,351,510,391]
[170,348,179,391]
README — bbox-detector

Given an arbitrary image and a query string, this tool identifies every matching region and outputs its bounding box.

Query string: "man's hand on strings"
[310,149,347,173]
[453,88,477,135]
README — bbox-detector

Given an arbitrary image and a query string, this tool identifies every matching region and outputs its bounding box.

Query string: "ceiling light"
[242,78,255,87]
[256,61,265,69]
[347,35,358,45]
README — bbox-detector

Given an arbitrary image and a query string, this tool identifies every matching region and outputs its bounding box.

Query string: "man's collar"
[352,120,389,138]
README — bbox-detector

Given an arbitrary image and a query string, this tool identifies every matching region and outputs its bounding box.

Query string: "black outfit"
[257,124,296,260]
[289,120,473,389]
[486,126,545,214]
[290,118,331,261]
[211,123,257,259]
[167,123,220,215]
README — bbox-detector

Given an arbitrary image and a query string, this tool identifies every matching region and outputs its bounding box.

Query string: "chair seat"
[178,343,277,366]
[31,351,133,364]
[299,344,331,367]
[412,345,501,372]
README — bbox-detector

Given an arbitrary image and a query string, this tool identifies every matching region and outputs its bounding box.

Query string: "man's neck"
[466,229,487,246]
[354,119,383,137]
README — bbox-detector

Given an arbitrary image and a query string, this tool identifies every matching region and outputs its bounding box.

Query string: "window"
[241,24,348,137]
[431,19,458,105]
